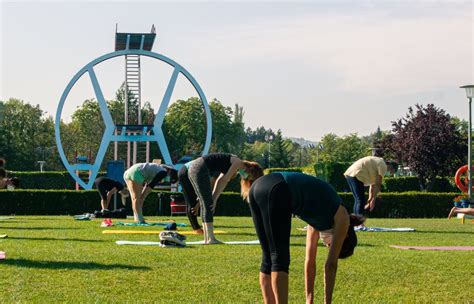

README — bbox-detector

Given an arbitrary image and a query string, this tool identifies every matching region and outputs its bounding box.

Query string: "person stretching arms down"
[246,172,364,304]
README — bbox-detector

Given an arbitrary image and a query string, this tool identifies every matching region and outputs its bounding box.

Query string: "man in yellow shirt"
[344,156,397,215]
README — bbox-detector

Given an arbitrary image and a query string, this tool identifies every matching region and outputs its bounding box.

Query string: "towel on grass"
[354,226,416,232]
[114,222,187,227]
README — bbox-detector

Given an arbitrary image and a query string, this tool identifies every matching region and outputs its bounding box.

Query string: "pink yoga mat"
[391,245,474,251]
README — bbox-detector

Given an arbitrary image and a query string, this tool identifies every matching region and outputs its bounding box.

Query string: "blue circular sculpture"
[55,49,212,189]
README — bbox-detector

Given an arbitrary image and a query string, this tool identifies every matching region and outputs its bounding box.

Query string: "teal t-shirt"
[278,172,341,231]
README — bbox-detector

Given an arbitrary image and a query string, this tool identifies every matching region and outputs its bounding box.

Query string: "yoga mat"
[355,227,416,232]
[390,245,474,251]
[0,235,7,239]
[116,240,259,246]
[114,222,187,227]
[103,230,226,235]
[187,240,259,245]
[0,217,14,220]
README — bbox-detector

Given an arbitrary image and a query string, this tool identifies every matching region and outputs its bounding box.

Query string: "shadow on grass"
[4,217,66,220]
[289,243,376,248]
[216,225,255,229]
[1,258,151,270]
[229,232,306,238]
[0,226,80,230]
[414,230,473,235]
[6,236,105,242]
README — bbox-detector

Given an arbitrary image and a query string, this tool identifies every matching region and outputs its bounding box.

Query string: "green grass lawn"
[0,216,472,303]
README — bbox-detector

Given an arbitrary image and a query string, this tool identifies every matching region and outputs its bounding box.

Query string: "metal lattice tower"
[125,54,141,125]
[115,24,156,167]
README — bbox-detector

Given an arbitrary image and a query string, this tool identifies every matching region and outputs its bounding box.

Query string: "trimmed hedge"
[383,176,457,192]
[339,192,458,218]
[9,170,459,194]
[0,190,460,218]
[0,190,249,217]
[314,163,458,193]
[382,177,420,192]
[265,167,303,174]
[8,171,105,190]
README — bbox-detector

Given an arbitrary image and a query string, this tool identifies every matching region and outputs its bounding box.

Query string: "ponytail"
[240,161,264,201]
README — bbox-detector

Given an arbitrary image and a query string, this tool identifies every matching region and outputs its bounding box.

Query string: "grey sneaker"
[159,231,186,247]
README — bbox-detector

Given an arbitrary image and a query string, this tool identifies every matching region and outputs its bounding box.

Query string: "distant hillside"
[286,137,318,147]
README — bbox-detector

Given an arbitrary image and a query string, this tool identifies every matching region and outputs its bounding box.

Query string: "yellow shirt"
[344,156,387,186]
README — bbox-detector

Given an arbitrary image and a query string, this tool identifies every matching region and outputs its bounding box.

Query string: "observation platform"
[115,24,156,51]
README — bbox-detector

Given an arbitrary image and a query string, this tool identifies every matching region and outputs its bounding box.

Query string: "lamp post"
[460,85,474,201]
[265,134,273,168]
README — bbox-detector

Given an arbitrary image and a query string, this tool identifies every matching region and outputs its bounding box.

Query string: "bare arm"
[368,175,383,201]
[305,226,319,304]
[140,185,153,202]
[211,157,243,205]
[106,188,118,205]
[324,206,349,304]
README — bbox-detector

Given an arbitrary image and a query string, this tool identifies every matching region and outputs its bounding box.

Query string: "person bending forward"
[246,172,364,304]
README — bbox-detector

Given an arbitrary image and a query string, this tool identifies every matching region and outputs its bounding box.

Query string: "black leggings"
[249,173,292,274]
[178,166,201,230]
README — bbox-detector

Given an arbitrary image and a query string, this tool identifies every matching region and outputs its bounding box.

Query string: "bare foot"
[193,228,204,235]
[448,207,458,219]
[206,239,223,245]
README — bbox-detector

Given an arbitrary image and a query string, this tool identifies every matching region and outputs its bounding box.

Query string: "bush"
[314,162,352,191]
[0,190,249,216]
[8,171,106,190]
[383,176,457,192]
[339,192,458,218]
[0,190,460,218]
[383,177,420,192]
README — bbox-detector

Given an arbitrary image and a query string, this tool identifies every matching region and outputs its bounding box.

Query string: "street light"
[460,84,474,201]
[265,134,273,168]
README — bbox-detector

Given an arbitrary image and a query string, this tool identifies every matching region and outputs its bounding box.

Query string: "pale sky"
[1,0,473,142]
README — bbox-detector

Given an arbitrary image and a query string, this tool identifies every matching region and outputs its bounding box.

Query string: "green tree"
[318,133,369,163]
[162,97,246,159]
[269,130,291,168]
[241,141,267,168]
[287,141,314,167]
[246,126,274,144]
[0,98,58,170]
[210,99,246,154]
[451,116,468,141]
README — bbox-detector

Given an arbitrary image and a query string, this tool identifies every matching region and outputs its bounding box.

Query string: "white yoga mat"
[0,217,14,220]
[116,240,260,246]
[355,227,416,232]
[187,240,260,245]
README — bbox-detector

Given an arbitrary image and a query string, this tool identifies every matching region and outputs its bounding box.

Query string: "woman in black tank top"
[180,153,263,244]
[243,173,365,304]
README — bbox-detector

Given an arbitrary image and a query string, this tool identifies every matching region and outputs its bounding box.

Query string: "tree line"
[0,87,467,191]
